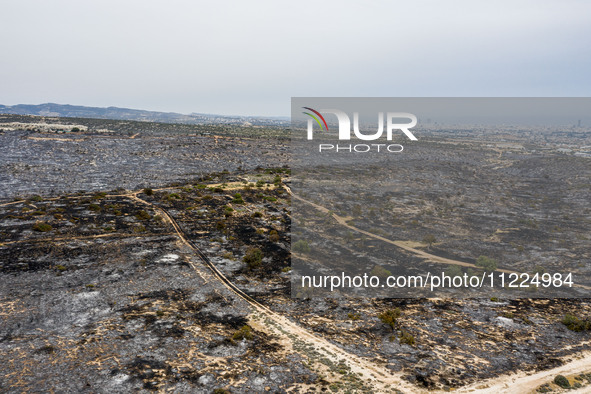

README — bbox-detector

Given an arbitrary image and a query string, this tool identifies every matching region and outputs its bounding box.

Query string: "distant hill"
[0,103,289,127]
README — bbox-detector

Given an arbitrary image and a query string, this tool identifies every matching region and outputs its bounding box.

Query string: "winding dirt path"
[285,185,591,291]
[127,193,420,393]
[457,351,591,393]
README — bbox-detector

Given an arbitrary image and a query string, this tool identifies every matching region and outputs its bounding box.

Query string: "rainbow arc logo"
[302,107,328,132]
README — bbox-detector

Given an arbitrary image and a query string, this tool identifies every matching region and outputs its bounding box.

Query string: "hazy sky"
[1,0,590,116]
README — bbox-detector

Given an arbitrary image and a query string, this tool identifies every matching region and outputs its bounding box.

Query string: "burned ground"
[0,172,313,392]
[1,169,590,392]
[0,114,289,199]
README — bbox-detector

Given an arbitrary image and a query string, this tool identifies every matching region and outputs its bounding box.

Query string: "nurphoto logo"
[302,107,418,153]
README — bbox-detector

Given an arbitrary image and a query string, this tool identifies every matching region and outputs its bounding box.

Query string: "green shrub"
[562,314,591,332]
[224,206,234,217]
[252,211,263,218]
[379,308,401,331]
[243,247,263,269]
[475,255,497,272]
[399,330,415,346]
[370,265,392,279]
[143,188,154,196]
[132,225,146,233]
[422,234,436,247]
[554,374,570,389]
[88,203,101,212]
[232,325,253,341]
[222,252,234,260]
[268,229,280,243]
[293,240,311,254]
[446,264,463,278]
[33,222,52,232]
[136,210,151,220]
[92,192,107,200]
[232,193,245,204]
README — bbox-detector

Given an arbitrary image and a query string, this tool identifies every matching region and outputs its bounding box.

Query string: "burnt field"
[0,170,590,392]
[292,137,591,298]
[0,170,310,393]
[0,114,288,199]
[1,115,591,392]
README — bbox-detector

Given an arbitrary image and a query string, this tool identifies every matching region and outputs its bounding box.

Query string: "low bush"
[554,374,570,389]
[269,229,280,242]
[92,192,107,200]
[562,314,591,332]
[379,308,401,331]
[132,224,146,233]
[370,265,392,279]
[243,247,263,269]
[399,330,415,346]
[475,255,497,272]
[33,222,52,232]
[136,210,151,220]
[232,325,253,341]
[232,193,245,204]
[293,240,311,254]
